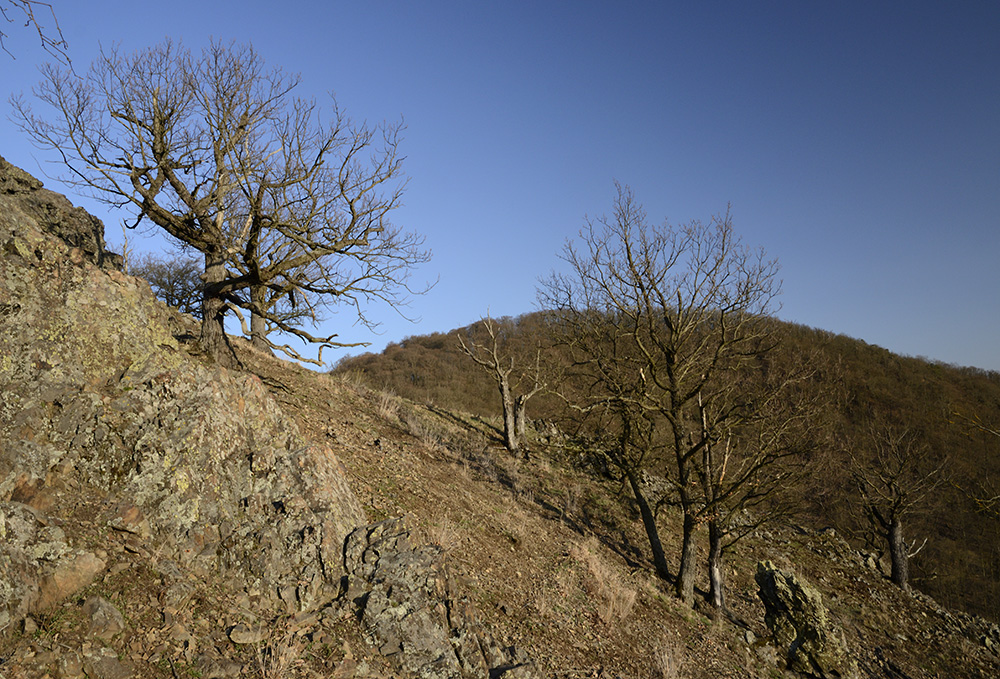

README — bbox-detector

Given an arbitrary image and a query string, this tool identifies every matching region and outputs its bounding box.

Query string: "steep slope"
[246,334,1000,678]
[0,156,533,679]
[335,313,1000,622]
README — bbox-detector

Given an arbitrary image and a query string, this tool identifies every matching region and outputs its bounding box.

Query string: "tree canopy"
[539,183,795,606]
[13,39,430,366]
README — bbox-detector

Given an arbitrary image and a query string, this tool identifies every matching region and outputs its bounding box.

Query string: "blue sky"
[3,2,998,371]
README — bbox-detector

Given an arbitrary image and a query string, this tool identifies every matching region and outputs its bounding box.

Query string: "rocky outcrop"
[0,156,364,649]
[343,515,536,678]
[0,154,122,270]
[755,561,859,679]
[0,155,541,679]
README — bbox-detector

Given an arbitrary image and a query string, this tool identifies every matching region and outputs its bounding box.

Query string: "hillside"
[334,316,1000,624]
[2,155,999,678]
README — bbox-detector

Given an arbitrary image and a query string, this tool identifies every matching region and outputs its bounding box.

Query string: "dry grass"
[571,536,638,625]
[425,517,460,551]
[376,389,401,420]
[401,409,448,448]
[650,639,685,679]
[250,619,307,679]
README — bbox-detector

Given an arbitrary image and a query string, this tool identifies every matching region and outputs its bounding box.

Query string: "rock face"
[755,561,859,679]
[0,154,122,270]
[0,155,364,633]
[343,515,536,678]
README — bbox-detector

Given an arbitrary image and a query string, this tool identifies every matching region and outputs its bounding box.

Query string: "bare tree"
[850,425,947,590]
[542,301,675,583]
[696,348,827,609]
[0,1,67,63]
[459,315,545,457]
[12,39,429,367]
[540,183,782,605]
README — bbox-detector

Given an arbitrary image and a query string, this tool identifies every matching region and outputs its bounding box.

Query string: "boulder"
[755,561,858,679]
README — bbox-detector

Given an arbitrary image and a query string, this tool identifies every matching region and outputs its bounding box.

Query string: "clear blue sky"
[3,1,998,371]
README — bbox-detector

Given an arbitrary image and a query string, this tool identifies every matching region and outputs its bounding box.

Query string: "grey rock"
[755,561,858,679]
[227,623,268,645]
[83,596,126,640]
[82,646,134,679]
[343,515,537,679]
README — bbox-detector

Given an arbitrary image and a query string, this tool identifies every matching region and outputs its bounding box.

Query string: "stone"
[81,646,134,679]
[0,154,121,270]
[343,515,538,679]
[228,623,267,645]
[84,596,126,641]
[33,551,107,613]
[58,650,85,679]
[755,561,858,679]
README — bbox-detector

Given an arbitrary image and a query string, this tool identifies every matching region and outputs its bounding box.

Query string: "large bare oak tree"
[13,39,429,366]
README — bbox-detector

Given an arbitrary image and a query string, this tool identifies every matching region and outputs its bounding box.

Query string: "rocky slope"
[0,156,532,678]
[1,155,998,678]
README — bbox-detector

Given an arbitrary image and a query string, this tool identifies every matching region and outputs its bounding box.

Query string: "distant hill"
[334,312,1000,622]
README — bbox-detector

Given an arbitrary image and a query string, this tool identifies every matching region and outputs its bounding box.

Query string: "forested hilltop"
[334,312,1000,622]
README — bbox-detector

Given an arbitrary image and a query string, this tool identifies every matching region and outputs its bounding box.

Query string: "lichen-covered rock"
[343,515,537,679]
[0,154,121,270]
[0,157,365,635]
[755,561,859,679]
[0,155,540,679]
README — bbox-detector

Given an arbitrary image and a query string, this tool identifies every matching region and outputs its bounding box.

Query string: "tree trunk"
[625,467,672,582]
[676,509,699,605]
[708,520,725,609]
[498,376,520,456]
[200,251,238,369]
[249,285,273,354]
[887,516,910,590]
[513,394,527,442]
